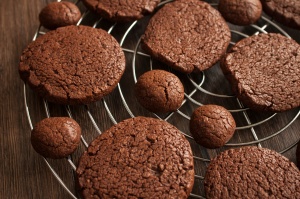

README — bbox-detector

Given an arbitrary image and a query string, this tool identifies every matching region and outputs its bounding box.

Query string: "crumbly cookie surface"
[142,0,230,73]
[31,117,81,159]
[19,25,125,105]
[205,146,300,199]
[221,33,300,112]
[39,2,81,29]
[82,0,160,22]
[76,116,194,199]
[190,105,236,149]
[135,70,184,113]
[261,0,300,29]
[218,0,262,25]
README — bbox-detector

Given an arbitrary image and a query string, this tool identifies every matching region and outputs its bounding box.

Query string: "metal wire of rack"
[23,0,300,198]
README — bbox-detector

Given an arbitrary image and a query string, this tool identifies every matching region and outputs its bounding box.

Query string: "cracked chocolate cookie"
[81,0,160,22]
[204,146,300,199]
[135,70,184,113]
[141,0,231,74]
[261,0,300,29]
[218,0,262,26]
[76,116,194,199]
[31,117,81,159]
[221,33,300,112]
[189,105,236,149]
[39,2,81,30]
[19,25,125,105]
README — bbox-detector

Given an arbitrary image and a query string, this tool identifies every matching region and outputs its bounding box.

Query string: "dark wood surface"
[1,0,73,198]
[1,0,300,199]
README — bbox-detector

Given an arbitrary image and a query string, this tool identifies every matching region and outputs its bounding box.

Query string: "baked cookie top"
[221,33,300,112]
[135,70,184,113]
[19,25,125,105]
[142,0,231,74]
[81,0,160,22]
[218,0,262,26]
[204,146,300,199]
[39,1,81,30]
[189,104,236,149]
[31,117,81,159]
[76,116,194,199]
[261,0,300,29]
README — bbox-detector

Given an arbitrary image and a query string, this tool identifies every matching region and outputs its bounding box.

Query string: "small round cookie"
[76,116,194,199]
[81,0,160,22]
[221,33,300,112]
[218,0,262,26]
[19,25,125,105]
[39,2,81,30]
[189,105,236,149]
[135,70,184,113]
[141,0,231,74]
[261,0,300,29]
[204,146,300,199]
[31,117,81,159]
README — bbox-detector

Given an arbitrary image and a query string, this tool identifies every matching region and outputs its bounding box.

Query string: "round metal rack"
[23,0,300,198]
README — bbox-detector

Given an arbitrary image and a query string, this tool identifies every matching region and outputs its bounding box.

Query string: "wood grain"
[1,0,299,199]
[1,0,72,198]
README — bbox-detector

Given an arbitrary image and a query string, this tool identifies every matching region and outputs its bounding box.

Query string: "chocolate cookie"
[39,2,81,30]
[189,105,236,149]
[218,0,262,26]
[221,33,300,112]
[81,0,160,22]
[204,146,300,199]
[19,25,125,105]
[76,116,194,199]
[261,0,300,29]
[141,0,231,74]
[31,117,81,159]
[135,70,184,113]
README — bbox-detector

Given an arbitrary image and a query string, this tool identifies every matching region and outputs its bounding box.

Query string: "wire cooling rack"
[23,0,300,198]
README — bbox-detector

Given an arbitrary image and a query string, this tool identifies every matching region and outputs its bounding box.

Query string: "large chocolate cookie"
[135,70,184,113]
[221,33,300,112]
[81,0,160,22]
[76,116,194,199]
[141,0,231,74]
[39,2,81,30]
[204,146,300,199]
[19,25,125,105]
[31,117,81,159]
[189,105,236,149]
[261,0,300,29]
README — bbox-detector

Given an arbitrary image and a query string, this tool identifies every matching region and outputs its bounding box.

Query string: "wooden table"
[1,0,300,198]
